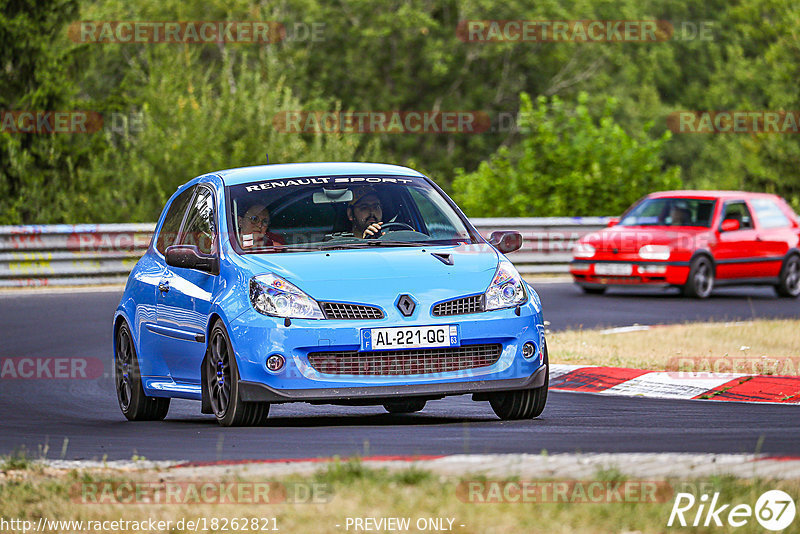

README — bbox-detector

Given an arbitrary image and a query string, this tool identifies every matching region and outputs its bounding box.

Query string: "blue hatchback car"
[114,163,548,426]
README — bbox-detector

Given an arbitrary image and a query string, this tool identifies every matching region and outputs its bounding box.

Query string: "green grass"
[550,318,800,371]
[1,448,34,471]
[313,456,435,487]
[1,463,797,533]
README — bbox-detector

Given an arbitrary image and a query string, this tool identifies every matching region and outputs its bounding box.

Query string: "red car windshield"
[619,198,717,227]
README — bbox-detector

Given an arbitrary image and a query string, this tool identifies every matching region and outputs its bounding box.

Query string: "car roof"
[214,162,426,186]
[647,190,781,200]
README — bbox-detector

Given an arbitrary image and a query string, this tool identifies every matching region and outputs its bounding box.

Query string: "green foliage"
[1,448,33,471]
[313,456,373,485]
[313,457,434,487]
[452,92,681,217]
[0,0,378,224]
[653,0,800,210]
[0,0,83,224]
[74,46,379,222]
[2,0,800,222]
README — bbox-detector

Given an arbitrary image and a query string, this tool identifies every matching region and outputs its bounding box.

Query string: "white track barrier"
[0,218,608,287]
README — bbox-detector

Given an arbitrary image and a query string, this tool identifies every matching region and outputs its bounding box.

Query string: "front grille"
[321,302,384,320]
[307,344,502,376]
[432,295,483,316]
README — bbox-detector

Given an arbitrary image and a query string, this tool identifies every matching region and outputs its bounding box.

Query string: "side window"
[750,198,791,229]
[155,187,195,254]
[179,187,217,254]
[721,201,754,230]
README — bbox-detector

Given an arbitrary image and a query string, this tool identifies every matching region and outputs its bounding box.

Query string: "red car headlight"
[638,245,671,260]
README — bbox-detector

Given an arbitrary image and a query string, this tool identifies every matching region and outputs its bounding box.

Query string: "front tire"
[489,340,549,420]
[383,399,426,414]
[115,322,170,421]
[682,256,714,298]
[206,320,270,427]
[775,254,800,298]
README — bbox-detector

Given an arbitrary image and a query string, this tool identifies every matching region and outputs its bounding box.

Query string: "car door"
[748,197,795,278]
[138,185,196,378]
[156,185,219,384]
[713,200,772,279]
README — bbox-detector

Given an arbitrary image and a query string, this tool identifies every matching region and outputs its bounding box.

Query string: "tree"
[0,0,83,224]
[74,46,380,222]
[452,92,681,217]
[4,0,800,223]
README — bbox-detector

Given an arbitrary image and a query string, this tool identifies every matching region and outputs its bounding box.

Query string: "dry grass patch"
[549,319,800,372]
[1,459,798,534]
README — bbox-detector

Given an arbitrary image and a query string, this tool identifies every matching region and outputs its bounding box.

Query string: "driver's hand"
[362,222,383,238]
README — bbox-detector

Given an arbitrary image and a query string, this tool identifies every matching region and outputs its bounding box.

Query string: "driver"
[347,186,384,238]
[669,205,691,226]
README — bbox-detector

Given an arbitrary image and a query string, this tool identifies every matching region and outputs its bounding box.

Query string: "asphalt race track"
[0,283,798,461]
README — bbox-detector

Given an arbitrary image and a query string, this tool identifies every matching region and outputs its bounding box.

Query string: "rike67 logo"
[668,490,796,530]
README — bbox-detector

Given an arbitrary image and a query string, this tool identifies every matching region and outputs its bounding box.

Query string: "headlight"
[249,274,324,319]
[573,243,595,258]
[639,245,671,260]
[484,260,527,311]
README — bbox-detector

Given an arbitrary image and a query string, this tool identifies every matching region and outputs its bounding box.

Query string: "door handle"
[158,282,170,293]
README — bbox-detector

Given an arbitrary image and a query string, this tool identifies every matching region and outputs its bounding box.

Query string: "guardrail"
[0,218,608,287]
[474,217,609,274]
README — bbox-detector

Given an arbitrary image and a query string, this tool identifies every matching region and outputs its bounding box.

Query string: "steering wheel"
[379,222,415,233]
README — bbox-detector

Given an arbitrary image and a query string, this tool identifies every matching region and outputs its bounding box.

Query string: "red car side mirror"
[720,219,740,232]
[606,217,620,228]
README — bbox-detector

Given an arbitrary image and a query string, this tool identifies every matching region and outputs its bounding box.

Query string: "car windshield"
[226,175,478,253]
[619,198,717,227]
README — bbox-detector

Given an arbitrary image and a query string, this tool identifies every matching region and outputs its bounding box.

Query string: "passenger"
[347,186,384,238]
[238,204,285,248]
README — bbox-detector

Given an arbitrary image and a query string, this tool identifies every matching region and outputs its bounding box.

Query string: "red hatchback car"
[570,191,800,298]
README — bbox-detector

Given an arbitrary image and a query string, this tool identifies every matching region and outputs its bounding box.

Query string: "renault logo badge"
[396,294,416,317]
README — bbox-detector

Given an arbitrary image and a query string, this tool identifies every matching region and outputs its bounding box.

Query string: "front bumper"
[239,365,547,403]
[227,300,545,395]
[569,259,691,286]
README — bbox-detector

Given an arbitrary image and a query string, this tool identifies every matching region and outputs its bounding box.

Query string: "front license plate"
[594,263,633,276]
[361,325,459,352]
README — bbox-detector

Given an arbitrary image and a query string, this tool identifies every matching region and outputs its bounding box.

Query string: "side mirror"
[606,217,620,228]
[720,219,740,232]
[488,231,523,254]
[165,245,219,274]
